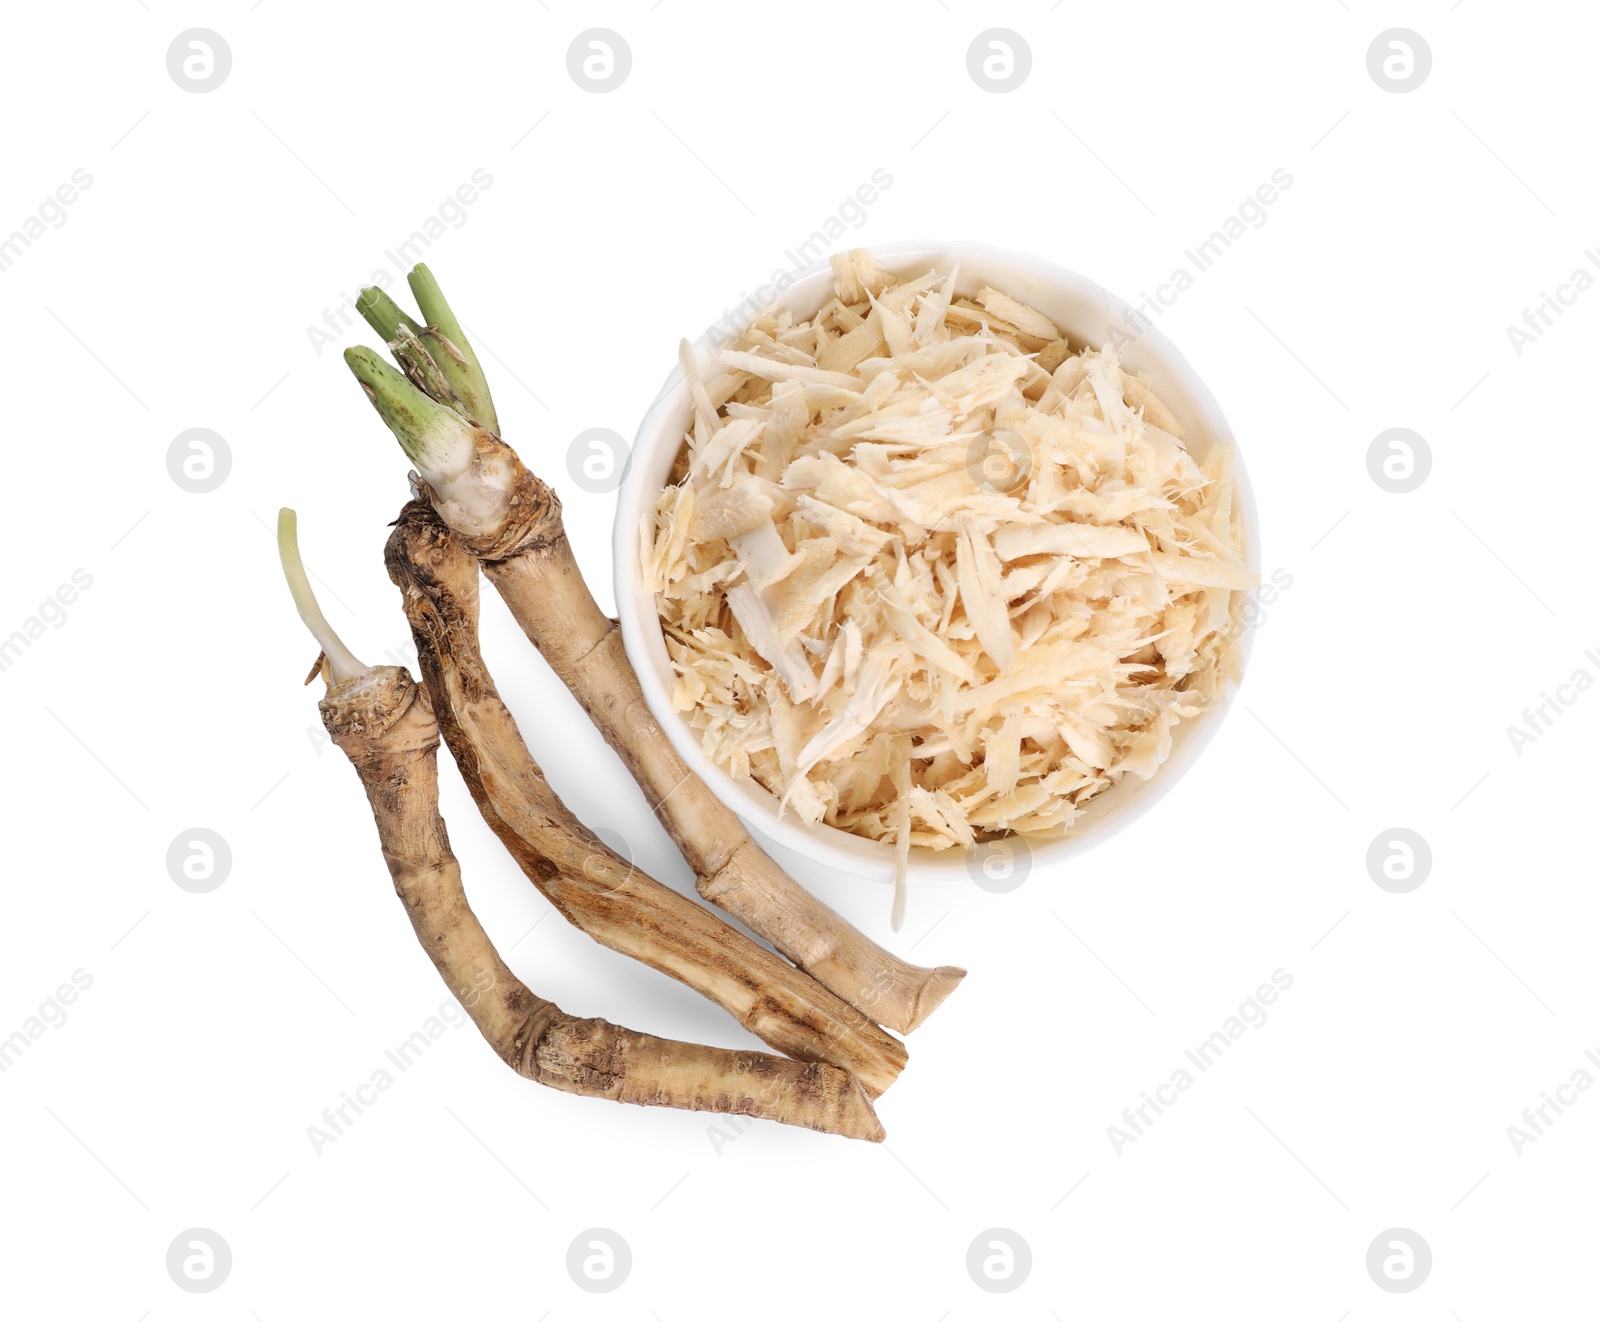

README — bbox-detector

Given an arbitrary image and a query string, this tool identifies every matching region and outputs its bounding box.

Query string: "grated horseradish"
[643,250,1251,902]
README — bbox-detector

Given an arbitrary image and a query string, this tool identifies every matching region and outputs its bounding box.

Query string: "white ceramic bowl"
[614,241,1258,883]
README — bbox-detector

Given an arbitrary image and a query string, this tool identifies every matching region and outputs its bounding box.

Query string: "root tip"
[843,1081,888,1143]
[901,965,968,1034]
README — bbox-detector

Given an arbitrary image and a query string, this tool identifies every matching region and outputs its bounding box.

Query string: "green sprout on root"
[277,509,368,684]
[343,345,477,488]
[353,263,499,435]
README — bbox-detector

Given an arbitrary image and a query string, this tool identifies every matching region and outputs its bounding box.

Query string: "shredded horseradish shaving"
[644,250,1251,901]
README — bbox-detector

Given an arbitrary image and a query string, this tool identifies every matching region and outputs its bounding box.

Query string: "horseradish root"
[278,510,884,1141]
[384,502,907,1096]
[348,272,964,1034]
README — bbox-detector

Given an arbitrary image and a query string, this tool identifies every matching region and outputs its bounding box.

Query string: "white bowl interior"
[615,241,1258,883]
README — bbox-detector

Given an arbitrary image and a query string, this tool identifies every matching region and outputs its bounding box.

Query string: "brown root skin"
[319,665,883,1141]
[527,1015,882,1138]
[409,432,965,1033]
[419,431,563,562]
[384,504,907,1097]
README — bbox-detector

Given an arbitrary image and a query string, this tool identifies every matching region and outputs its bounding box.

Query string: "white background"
[1,1,1595,1316]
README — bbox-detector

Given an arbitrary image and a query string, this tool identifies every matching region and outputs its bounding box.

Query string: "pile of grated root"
[642,249,1252,909]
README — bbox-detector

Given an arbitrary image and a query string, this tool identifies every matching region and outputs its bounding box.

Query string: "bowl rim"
[613,239,1259,884]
